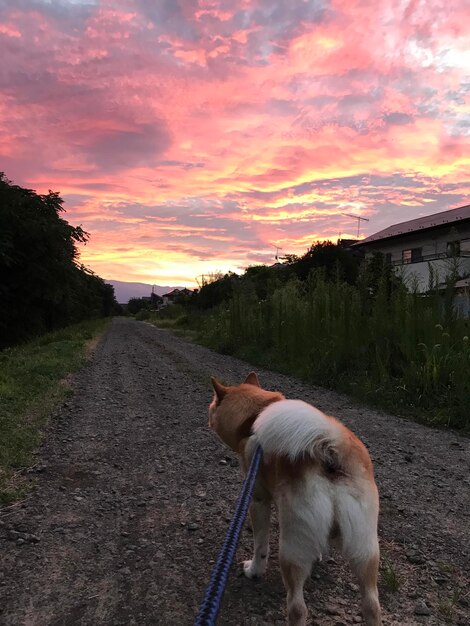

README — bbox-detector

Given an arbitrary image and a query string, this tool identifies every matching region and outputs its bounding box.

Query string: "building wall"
[361,223,470,292]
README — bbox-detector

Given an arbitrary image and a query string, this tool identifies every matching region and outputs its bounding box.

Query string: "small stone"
[16,538,25,546]
[188,523,199,531]
[8,530,21,541]
[414,600,432,616]
[433,576,447,585]
[219,459,227,465]
[407,553,425,565]
[325,604,342,616]
[74,496,84,502]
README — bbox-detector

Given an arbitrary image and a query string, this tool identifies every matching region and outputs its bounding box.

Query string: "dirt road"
[0,318,468,625]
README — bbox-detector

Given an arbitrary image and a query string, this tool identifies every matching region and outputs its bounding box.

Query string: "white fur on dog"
[253,399,341,462]
[251,398,379,565]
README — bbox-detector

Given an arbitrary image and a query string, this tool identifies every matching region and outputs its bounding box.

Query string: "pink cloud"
[0,0,468,284]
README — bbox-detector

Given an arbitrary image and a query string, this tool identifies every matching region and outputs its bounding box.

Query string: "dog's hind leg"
[243,490,271,579]
[350,552,381,626]
[278,486,333,626]
[336,490,382,626]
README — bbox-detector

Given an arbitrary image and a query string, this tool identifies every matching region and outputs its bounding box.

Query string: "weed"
[381,555,403,593]
[437,589,464,620]
[0,318,109,504]
[186,273,469,430]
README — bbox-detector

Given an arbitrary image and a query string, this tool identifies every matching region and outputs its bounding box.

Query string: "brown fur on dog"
[208,373,382,626]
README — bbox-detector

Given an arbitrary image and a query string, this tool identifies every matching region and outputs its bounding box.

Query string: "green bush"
[194,271,469,430]
[135,309,151,321]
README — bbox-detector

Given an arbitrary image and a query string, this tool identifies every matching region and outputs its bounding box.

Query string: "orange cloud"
[0,0,469,285]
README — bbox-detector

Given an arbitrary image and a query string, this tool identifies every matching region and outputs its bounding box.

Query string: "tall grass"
[194,272,469,430]
[0,318,110,504]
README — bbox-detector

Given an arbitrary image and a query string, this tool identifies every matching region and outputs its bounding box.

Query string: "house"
[352,204,470,293]
[161,288,194,307]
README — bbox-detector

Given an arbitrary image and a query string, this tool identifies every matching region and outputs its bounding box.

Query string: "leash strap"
[194,444,263,626]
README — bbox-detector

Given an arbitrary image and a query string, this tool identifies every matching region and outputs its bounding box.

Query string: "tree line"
[151,243,469,430]
[187,240,398,310]
[0,173,120,348]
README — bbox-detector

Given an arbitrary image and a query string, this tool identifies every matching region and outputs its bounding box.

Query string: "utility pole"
[342,213,370,238]
[270,244,283,261]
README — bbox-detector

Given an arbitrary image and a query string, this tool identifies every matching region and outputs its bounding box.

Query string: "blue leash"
[194,444,263,626]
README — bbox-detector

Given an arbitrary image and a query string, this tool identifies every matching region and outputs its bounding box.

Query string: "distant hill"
[105,280,185,304]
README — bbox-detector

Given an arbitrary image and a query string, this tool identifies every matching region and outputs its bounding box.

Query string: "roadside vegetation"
[0,319,109,504]
[0,172,119,503]
[0,173,121,349]
[144,243,470,431]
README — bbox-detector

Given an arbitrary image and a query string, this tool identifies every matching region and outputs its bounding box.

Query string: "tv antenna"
[342,213,370,238]
[270,244,283,261]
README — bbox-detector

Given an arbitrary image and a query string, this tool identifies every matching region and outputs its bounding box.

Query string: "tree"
[292,241,359,284]
[193,272,239,309]
[0,173,118,347]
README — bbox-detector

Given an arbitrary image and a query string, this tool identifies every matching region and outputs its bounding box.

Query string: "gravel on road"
[0,318,468,626]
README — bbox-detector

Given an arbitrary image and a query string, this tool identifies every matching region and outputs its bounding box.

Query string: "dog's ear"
[244,372,260,387]
[211,377,228,402]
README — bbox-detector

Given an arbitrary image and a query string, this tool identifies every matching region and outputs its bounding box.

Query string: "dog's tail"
[252,399,342,468]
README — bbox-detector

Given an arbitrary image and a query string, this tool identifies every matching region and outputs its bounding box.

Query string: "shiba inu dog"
[208,372,381,626]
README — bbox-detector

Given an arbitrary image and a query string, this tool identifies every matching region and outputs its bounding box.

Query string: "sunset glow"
[1,0,469,285]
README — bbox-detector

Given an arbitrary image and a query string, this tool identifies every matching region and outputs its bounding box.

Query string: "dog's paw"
[243,559,265,579]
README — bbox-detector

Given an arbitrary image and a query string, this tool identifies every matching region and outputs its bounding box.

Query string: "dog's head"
[208,372,283,453]
[208,372,260,427]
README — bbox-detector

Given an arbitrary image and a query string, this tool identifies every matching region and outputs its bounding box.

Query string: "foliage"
[0,318,109,504]
[291,240,360,283]
[127,297,151,314]
[189,241,360,311]
[186,261,469,430]
[193,272,240,309]
[0,173,119,348]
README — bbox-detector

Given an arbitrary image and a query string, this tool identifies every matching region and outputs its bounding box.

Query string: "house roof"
[353,204,470,247]
[162,288,193,298]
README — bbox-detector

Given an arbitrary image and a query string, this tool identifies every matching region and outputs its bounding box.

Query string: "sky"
[1,0,469,286]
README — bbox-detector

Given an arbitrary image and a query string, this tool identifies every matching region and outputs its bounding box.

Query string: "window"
[461,239,470,257]
[402,248,422,264]
[385,252,392,265]
[446,240,461,257]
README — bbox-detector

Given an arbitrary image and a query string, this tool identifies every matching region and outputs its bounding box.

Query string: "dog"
[208,372,381,626]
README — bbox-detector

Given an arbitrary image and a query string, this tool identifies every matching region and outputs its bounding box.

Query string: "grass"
[210,276,469,429]
[437,589,465,621]
[380,555,403,593]
[0,318,110,504]
[152,272,470,431]
[140,305,198,339]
